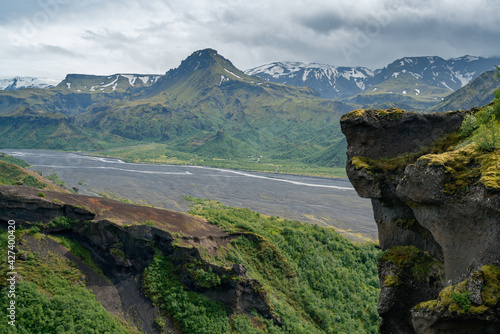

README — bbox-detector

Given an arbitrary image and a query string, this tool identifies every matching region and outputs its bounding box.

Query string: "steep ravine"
[341,108,500,334]
[0,185,276,333]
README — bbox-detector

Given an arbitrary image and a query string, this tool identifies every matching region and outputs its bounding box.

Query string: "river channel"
[2,149,377,242]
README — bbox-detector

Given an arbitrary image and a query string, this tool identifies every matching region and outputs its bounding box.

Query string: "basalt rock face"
[0,185,278,333]
[341,108,500,334]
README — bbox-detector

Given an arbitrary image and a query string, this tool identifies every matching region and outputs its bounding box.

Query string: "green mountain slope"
[427,69,500,112]
[344,72,453,110]
[0,49,353,171]
[76,50,353,162]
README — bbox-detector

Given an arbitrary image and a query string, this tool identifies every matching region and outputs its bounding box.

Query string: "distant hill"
[56,73,161,93]
[247,55,500,110]
[427,69,500,112]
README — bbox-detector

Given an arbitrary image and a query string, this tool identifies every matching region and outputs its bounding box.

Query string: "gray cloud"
[0,0,499,79]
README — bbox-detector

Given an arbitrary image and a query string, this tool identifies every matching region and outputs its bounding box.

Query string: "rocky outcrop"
[341,108,500,333]
[0,185,278,333]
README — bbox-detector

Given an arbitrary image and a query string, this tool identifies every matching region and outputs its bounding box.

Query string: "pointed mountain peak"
[172,48,238,74]
[146,48,260,98]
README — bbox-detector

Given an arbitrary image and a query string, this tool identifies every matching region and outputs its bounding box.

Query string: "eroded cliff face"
[341,108,500,334]
[0,185,277,333]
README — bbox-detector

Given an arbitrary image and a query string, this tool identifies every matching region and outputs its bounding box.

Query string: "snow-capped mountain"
[371,55,500,91]
[55,73,162,93]
[0,77,62,90]
[245,62,374,99]
[246,56,500,100]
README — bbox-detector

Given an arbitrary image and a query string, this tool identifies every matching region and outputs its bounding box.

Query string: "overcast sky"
[1,0,499,80]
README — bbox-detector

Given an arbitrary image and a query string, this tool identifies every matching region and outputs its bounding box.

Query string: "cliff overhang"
[341,108,500,333]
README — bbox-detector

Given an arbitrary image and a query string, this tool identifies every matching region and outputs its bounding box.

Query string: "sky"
[1,0,499,80]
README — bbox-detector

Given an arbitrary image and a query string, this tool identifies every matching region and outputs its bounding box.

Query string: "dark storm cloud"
[299,12,347,35]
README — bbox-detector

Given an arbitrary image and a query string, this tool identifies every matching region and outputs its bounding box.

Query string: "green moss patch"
[481,265,500,307]
[351,132,461,174]
[419,144,500,192]
[341,108,410,122]
[380,245,442,282]
[414,264,500,315]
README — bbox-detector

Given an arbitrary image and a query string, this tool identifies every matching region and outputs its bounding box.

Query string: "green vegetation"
[0,231,130,333]
[0,159,47,189]
[429,69,500,113]
[0,153,29,167]
[481,264,500,307]
[350,130,461,175]
[0,50,352,176]
[47,216,76,228]
[344,72,452,111]
[450,291,471,311]
[414,264,500,315]
[418,74,500,193]
[459,67,500,152]
[46,173,65,186]
[143,253,232,334]
[348,81,500,194]
[379,246,442,284]
[171,197,382,334]
[191,267,222,288]
[48,235,103,275]
[94,143,347,178]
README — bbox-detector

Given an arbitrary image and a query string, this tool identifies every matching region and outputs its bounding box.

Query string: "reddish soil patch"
[2,185,227,238]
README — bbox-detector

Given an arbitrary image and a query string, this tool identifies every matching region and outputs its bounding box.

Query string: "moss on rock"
[380,245,442,282]
[419,144,500,193]
[414,264,500,316]
[341,108,410,122]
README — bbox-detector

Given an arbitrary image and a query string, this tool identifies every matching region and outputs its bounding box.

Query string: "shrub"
[22,175,46,189]
[192,268,222,288]
[450,291,471,311]
[29,226,40,235]
[46,173,65,186]
[473,120,500,152]
[154,316,167,331]
[460,114,480,138]
[37,192,46,198]
[47,216,75,228]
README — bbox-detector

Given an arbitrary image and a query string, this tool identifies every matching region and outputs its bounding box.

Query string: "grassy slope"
[0,153,69,192]
[0,230,139,333]
[427,70,500,113]
[421,87,500,193]
[142,197,380,334]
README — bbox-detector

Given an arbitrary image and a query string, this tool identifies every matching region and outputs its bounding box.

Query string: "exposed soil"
[1,185,227,238]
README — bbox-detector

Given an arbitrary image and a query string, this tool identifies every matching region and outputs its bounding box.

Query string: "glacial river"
[2,149,377,242]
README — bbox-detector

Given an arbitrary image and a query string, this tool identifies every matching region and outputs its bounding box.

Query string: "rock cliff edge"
[341,108,500,334]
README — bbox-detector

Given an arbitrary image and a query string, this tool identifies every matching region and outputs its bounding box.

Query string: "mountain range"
[0,48,498,170]
[246,55,500,110]
[0,49,352,168]
[4,54,499,111]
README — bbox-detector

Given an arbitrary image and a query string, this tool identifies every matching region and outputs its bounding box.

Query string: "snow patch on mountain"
[453,71,476,87]
[0,77,62,90]
[121,74,137,86]
[224,68,242,80]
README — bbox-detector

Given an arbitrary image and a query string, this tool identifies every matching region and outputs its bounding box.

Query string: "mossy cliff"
[341,107,500,333]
